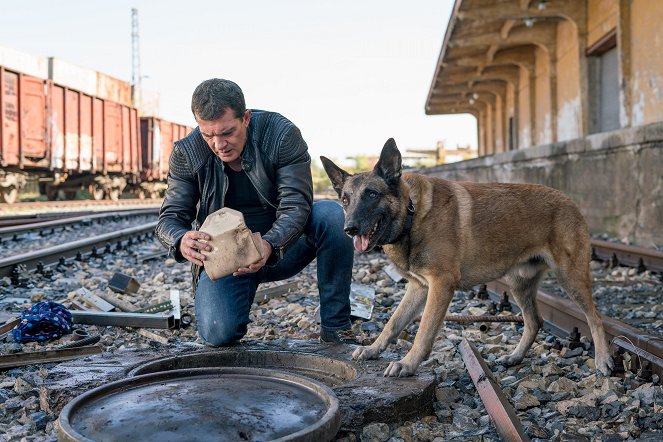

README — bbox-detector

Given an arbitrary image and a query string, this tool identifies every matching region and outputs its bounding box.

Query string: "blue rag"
[12,301,73,343]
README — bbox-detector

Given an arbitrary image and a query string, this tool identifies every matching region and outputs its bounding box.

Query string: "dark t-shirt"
[224,164,276,235]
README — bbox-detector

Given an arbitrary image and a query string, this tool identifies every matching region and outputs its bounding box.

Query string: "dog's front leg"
[353,282,427,362]
[384,277,455,377]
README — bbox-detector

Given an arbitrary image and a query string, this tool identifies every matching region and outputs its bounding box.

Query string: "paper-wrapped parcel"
[199,208,264,280]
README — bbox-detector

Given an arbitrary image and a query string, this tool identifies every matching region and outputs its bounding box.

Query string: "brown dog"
[321,138,613,377]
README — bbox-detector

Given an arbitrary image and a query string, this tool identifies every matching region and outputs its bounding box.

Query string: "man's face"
[197,108,251,165]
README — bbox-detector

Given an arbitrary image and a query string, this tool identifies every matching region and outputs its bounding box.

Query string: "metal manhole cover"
[129,350,358,387]
[58,367,340,442]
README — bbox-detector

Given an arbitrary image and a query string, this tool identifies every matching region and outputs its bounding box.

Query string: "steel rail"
[486,279,663,378]
[459,338,531,442]
[0,208,158,240]
[590,238,663,273]
[0,221,158,279]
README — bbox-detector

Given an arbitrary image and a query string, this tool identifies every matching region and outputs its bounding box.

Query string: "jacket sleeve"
[262,126,313,262]
[155,145,200,262]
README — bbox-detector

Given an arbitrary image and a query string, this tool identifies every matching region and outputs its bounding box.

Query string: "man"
[156,78,355,346]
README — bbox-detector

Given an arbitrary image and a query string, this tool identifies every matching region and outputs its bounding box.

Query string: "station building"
[424,0,663,247]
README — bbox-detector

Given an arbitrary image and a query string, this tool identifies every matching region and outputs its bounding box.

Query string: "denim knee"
[197,315,243,347]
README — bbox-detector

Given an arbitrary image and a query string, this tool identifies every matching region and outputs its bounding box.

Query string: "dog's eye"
[341,196,348,206]
[368,191,378,199]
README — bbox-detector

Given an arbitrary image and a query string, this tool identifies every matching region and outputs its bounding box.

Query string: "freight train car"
[139,116,191,199]
[0,47,191,203]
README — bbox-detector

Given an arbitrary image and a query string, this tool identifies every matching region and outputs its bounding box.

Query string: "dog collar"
[385,198,415,244]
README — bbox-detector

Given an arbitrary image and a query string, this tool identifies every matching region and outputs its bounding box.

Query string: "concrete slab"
[45,339,436,433]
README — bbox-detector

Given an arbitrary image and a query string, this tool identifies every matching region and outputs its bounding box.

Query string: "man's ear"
[320,156,351,198]
[374,138,402,187]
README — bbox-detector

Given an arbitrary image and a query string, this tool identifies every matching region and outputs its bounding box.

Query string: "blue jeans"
[195,200,353,346]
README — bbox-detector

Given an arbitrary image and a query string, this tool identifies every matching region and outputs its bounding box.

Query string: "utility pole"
[131,8,141,110]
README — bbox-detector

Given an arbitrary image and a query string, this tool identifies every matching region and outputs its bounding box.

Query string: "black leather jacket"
[155,110,313,274]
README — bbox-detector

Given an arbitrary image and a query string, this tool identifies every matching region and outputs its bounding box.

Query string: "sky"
[0,0,476,165]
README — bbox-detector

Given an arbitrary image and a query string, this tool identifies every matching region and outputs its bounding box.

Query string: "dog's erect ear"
[374,138,402,186]
[320,156,351,198]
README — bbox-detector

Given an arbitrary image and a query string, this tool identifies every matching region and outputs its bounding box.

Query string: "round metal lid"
[58,367,341,442]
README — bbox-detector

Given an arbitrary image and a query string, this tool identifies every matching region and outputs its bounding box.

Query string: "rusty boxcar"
[0,47,191,203]
[139,116,192,199]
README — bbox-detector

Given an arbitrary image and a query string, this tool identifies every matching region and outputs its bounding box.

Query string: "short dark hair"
[191,78,246,120]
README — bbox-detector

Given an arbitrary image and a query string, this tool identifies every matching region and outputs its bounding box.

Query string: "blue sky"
[0,0,476,164]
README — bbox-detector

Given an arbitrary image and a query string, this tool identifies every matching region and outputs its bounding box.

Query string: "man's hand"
[179,231,212,266]
[233,239,273,276]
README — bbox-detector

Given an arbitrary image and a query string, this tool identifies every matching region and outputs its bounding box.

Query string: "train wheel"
[0,186,17,204]
[109,188,121,201]
[91,184,105,201]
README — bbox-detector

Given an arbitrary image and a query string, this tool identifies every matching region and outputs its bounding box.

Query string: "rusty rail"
[459,338,531,442]
[486,279,663,378]
[591,238,663,272]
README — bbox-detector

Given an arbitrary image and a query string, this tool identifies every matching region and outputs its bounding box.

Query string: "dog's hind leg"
[554,253,613,376]
[353,281,427,363]
[497,269,545,367]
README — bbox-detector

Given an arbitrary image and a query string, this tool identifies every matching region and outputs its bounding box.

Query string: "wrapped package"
[199,208,264,280]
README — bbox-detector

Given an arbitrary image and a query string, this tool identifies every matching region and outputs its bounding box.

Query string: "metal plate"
[59,367,340,442]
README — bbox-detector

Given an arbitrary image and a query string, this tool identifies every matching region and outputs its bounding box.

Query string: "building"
[423,0,663,247]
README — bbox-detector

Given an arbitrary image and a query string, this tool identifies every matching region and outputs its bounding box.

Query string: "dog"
[321,138,613,377]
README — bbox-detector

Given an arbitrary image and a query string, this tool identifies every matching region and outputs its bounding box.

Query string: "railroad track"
[461,275,663,440]
[0,208,159,242]
[0,221,158,280]
[0,198,162,216]
[591,238,663,273]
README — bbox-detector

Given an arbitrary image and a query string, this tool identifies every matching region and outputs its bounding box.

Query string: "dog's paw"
[352,345,381,361]
[595,353,614,376]
[496,353,524,367]
[383,360,416,377]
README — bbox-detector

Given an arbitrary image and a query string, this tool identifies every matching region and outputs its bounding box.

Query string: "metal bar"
[0,221,157,278]
[71,310,174,329]
[170,289,181,328]
[459,338,531,442]
[254,281,299,303]
[591,238,663,272]
[0,345,101,370]
[133,301,173,314]
[445,315,523,323]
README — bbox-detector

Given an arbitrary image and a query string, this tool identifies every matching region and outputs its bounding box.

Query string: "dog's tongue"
[353,235,369,253]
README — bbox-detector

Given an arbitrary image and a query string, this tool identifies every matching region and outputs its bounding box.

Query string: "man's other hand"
[179,231,212,266]
[233,239,273,276]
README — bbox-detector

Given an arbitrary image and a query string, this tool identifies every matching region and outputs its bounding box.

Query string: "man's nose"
[212,137,227,150]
